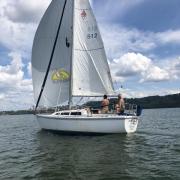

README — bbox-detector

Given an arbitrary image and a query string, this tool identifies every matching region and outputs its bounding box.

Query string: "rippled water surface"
[0,108,180,180]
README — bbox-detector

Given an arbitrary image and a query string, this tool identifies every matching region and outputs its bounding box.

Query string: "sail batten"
[74,47,104,51]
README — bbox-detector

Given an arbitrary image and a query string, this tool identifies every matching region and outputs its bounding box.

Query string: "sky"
[0,0,180,110]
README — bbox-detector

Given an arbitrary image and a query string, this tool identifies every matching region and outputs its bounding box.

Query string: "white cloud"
[119,88,180,99]
[140,66,170,83]
[0,94,5,100]
[0,0,53,110]
[0,0,51,58]
[100,24,180,59]
[100,24,156,58]
[95,0,145,22]
[0,0,50,110]
[3,0,51,23]
[0,90,34,111]
[157,30,180,44]
[0,52,24,85]
[110,53,171,83]
[0,13,36,57]
[0,52,23,74]
[163,56,180,80]
[0,52,33,110]
[112,53,151,76]
[27,62,32,77]
[95,1,180,49]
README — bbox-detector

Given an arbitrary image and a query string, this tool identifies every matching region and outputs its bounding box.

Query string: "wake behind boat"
[31,0,141,134]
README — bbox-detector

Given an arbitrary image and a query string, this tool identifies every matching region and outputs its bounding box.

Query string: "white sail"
[32,0,73,107]
[72,0,114,96]
[32,0,114,108]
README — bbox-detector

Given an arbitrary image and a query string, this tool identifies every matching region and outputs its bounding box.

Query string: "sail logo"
[81,10,87,20]
[51,69,70,81]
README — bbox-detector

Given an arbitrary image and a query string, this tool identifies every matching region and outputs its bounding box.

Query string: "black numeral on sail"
[87,33,98,39]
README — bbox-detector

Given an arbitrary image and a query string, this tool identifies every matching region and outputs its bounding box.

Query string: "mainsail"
[32,0,114,107]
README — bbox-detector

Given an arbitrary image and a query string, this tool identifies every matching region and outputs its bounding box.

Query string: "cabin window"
[55,113,60,115]
[61,112,70,115]
[70,112,82,115]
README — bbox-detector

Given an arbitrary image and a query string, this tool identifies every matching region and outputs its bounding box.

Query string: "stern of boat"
[125,117,138,133]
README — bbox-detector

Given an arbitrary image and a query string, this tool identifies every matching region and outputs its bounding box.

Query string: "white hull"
[36,114,138,134]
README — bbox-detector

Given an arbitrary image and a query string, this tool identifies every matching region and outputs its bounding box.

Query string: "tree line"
[86,93,180,109]
[0,93,180,115]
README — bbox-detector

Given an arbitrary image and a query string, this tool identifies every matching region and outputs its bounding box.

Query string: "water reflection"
[36,131,141,180]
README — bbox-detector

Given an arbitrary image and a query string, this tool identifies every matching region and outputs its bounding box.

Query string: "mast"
[35,0,67,111]
[68,0,75,109]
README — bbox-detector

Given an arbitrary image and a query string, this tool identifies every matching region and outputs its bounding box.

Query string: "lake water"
[0,108,180,180]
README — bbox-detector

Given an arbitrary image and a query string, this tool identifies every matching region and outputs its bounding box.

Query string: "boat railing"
[124,103,137,115]
[53,103,142,116]
[125,103,142,116]
[84,103,139,116]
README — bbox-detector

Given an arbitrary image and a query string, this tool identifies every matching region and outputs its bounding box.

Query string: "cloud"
[163,56,180,80]
[0,52,33,110]
[1,0,179,61]
[0,14,37,57]
[3,0,51,23]
[157,30,180,44]
[0,90,34,110]
[0,52,23,74]
[0,52,24,85]
[110,52,171,83]
[0,0,51,59]
[100,24,156,58]
[94,0,145,22]
[119,88,180,98]
[100,24,180,59]
[140,66,170,83]
[27,62,32,77]
[113,53,151,76]
[0,94,5,100]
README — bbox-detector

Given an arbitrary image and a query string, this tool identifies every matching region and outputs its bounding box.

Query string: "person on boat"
[101,95,109,113]
[116,94,125,115]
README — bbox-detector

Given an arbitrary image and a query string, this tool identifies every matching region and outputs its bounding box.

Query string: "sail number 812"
[87,33,98,39]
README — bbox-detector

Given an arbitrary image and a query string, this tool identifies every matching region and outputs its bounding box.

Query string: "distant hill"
[85,93,180,109]
[0,110,34,115]
[0,93,180,115]
[126,93,180,109]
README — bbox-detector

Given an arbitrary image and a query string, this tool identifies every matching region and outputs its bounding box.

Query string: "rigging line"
[74,47,104,52]
[88,51,109,94]
[76,97,84,106]
[35,0,67,112]
[75,8,90,10]
[55,81,62,112]
[68,0,75,110]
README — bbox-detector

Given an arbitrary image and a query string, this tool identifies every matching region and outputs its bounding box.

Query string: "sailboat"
[32,0,140,134]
